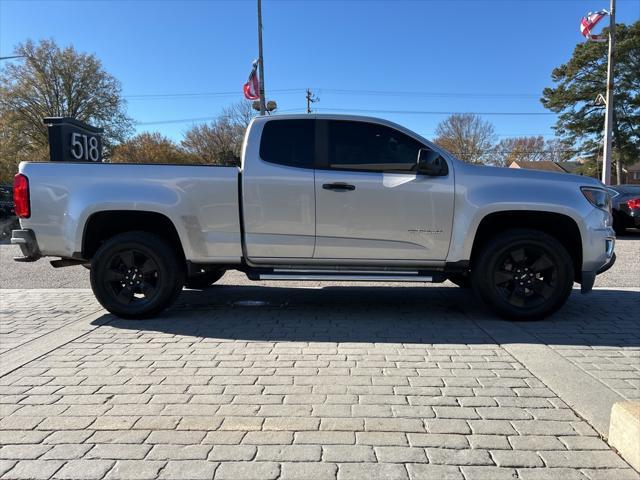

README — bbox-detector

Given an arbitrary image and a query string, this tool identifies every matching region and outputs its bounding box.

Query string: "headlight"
[581,187,611,211]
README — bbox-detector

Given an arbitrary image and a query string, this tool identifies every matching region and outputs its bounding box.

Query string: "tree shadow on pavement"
[95,285,640,348]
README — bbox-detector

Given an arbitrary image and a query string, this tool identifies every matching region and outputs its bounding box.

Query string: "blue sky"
[1,0,638,142]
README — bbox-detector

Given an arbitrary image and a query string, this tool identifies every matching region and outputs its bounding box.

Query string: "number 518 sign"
[70,132,100,161]
[44,117,104,163]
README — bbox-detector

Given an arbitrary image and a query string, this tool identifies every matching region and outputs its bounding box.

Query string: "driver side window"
[326,120,424,172]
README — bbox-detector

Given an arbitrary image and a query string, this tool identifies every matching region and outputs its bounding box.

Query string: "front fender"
[447,179,595,265]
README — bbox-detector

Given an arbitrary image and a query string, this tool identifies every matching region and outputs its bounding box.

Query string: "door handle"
[322,182,356,191]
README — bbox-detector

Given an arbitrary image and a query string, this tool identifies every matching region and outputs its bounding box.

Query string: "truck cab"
[242,115,453,263]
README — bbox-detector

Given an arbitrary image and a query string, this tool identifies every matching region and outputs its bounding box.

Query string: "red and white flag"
[580,10,609,42]
[243,60,260,100]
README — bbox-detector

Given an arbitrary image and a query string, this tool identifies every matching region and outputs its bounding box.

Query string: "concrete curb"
[609,401,640,472]
[472,318,626,439]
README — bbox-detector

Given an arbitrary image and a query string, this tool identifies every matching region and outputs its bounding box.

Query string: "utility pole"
[306,89,319,114]
[601,0,615,185]
[257,0,266,115]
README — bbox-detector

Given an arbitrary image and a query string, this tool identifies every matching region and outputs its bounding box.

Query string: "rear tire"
[471,229,574,320]
[184,270,225,289]
[90,231,184,319]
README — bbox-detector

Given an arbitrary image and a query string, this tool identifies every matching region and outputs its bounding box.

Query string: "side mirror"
[417,148,447,176]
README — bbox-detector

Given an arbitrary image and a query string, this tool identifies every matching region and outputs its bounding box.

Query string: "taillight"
[13,174,30,218]
[627,198,640,210]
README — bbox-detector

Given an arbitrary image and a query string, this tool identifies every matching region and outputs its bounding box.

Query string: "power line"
[314,107,555,116]
[452,150,581,155]
[125,88,304,99]
[318,89,539,99]
[135,108,304,125]
[124,87,541,101]
[420,133,558,138]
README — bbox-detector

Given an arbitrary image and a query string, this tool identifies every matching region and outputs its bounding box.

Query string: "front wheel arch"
[470,211,582,282]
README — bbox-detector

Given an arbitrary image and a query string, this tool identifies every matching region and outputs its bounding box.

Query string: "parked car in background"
[0,185,19,240]
[607,185,640,235]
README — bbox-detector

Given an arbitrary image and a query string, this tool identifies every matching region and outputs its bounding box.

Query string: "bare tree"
[491,136,546,167]
[543,138,571,163]
[434,114,497,164]
[222,101,256,130]
[182,101,257,166]
[110,132,192,164]
[0,39,133,181]
[182,118,240,166]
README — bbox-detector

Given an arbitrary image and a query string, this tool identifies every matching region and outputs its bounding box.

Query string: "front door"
[314,119,454,261]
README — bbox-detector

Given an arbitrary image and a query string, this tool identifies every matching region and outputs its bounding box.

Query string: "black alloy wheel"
[104,249,160,306]
[492,245,557,309]
[90,231,184,319]
[472,229,574,320]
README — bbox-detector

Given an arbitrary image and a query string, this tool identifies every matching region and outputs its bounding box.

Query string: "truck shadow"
[96,286,640,348]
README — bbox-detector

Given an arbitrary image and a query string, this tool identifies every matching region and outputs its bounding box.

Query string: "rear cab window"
[259,119,315,169]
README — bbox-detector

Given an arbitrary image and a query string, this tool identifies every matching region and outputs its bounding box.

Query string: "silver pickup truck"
[12,114,615,320]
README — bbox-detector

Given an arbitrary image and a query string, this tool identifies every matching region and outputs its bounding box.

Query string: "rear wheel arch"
[82,210,186,264]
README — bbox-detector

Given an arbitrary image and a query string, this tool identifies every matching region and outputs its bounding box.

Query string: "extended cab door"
[242,118,316,259]
[314,119,454,261]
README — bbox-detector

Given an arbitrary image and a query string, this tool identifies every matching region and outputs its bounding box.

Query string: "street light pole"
[601,0,616,185]
[257,0,266,115]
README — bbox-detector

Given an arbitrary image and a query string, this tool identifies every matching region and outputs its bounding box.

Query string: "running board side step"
[257,271,445,283]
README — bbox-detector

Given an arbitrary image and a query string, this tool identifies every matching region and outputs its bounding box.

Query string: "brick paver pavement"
[0,285,638,480]
[0,290,102,355]
[516,289,640,401]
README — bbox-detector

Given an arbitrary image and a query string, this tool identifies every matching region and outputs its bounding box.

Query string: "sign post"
[43,117,104,163]
[601,0,616,185]
[257,0,266,115]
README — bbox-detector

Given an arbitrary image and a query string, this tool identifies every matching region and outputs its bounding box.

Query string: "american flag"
[580,10,609,42]
[243,61,260,100]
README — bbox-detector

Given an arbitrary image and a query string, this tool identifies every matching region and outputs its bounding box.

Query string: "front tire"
[471,229,574,320]
[90,232,184,319]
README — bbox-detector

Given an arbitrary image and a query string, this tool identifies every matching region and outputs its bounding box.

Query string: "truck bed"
[18,162,243,263]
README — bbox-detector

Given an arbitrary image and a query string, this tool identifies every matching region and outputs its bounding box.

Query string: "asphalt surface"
[1,234,638,290]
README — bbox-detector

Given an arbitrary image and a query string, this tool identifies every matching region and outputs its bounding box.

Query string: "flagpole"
[257,0,266,115]
[601,0,615,185]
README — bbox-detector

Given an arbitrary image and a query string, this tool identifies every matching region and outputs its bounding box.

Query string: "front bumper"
[580,233,616,293]
[11,229,42,262]
[597,252,616,275]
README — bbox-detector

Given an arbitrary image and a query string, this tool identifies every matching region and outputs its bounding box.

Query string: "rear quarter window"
[259,119,315,168]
